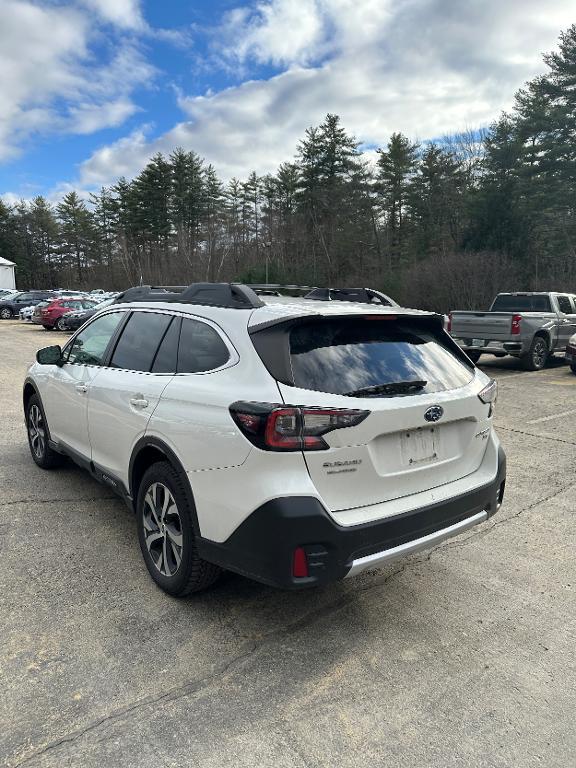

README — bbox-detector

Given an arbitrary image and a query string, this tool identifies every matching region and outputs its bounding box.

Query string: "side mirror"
[36,345,63,366]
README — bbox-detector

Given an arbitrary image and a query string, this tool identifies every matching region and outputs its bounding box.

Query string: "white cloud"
[0,0,154,161]
[219,0,326,66]
[69,98,141,134]
[77,0,575,191]
[81,0,145,30]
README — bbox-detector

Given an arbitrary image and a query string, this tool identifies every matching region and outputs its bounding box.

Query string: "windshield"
[289,318,474,396]
[491,295,551,312]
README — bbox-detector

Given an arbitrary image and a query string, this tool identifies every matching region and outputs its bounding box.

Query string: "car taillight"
[447,312,452,333]
[230,402,369,451]
[478,379,497,416]
[511,314,521,335]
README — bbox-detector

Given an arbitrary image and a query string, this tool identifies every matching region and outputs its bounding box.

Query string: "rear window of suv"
[289,318,474,396]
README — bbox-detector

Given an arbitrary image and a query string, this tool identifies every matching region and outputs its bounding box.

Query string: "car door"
[555,294,576,349]
[42,310,128,460]
[87,310,178,487]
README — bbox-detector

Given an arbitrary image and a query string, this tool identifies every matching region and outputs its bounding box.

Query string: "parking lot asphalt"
[1,321,575,768]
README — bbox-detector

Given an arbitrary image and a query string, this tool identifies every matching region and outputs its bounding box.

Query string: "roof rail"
[248,283,315,295]
[117,283,264,309]
[304,287,398,307]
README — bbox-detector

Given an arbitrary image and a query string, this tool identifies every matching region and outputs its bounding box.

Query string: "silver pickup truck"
[449,292,576,370]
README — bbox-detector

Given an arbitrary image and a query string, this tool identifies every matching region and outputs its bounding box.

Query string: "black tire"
[467,350,482,364]
[136,462,222,596]
[43,325,54,331]
[26,394,65,469]
[0,307,13,319]
[521,335,549,371]
[55,317,66,331]
[570,362,576,375]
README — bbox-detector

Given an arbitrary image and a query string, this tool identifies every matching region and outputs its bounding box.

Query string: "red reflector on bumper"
[292,547,309,578]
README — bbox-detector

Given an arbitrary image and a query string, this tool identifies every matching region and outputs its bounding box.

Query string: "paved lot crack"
[1,496,116,508]
[495,425,576,447]
[425,479,576,557]
[10,646,259,768]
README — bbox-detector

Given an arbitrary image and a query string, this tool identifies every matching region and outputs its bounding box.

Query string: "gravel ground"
[1,320,575,767]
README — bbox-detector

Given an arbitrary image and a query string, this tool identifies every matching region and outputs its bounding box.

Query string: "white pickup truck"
[449,292,576,370]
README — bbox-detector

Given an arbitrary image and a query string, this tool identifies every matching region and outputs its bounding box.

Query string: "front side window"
[289,318,474,396]
[110,312,172,372]
[67,312,125,366]
[177,318,230,373]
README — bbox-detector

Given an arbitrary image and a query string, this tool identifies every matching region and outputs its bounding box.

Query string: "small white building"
[0,257,16,289]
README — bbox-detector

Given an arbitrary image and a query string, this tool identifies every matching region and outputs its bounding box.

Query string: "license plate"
[400,427,438,466]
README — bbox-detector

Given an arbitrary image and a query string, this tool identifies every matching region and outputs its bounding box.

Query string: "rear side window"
[110,312,172,372]
[557,295,573,314]
[177,318,230,373]
[289,318,474,396]
[491,295,551,312]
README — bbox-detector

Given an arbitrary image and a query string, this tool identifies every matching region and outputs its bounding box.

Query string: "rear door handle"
[130,396,149,409]
[76,384,88,394]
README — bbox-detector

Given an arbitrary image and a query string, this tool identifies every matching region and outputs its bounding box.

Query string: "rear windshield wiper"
[344,380,427,397]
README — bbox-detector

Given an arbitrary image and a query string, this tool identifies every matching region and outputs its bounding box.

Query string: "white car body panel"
[87,367,174,484]
[37,362,100,457]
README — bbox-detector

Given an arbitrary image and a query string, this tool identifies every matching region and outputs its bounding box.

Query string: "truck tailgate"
[451,312,513,340]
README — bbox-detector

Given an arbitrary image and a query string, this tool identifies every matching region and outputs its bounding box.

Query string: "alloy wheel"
[0,308,12,319]
[142,482,183,577]
[28,404,45,459]
[533,338,547,368]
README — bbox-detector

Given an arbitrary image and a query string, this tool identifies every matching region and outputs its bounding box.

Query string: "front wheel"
[55,317,67,331]
[0,307,13,319]
[26,395,65,469]
[570,362,576,375]
[136,462,222,596]
[521,336,548,371]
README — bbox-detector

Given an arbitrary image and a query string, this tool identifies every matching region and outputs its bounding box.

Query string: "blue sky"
[0,0,574,203]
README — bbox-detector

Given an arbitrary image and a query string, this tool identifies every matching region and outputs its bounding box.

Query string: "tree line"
[1,25,575,313]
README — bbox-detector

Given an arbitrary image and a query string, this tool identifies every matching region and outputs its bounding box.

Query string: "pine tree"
[376,132,419,267]
[56,192,95,285]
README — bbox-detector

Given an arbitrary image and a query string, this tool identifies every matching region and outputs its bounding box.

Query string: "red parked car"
[39,297,98,330]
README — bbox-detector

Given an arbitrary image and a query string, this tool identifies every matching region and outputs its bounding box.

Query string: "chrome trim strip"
[345,510,487,578]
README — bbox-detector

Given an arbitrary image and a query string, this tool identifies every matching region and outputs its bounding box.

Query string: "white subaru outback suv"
[23,283,505,595]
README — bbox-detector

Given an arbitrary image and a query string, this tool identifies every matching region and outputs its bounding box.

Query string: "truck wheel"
[521,336,548,371]
[467,351,482,364]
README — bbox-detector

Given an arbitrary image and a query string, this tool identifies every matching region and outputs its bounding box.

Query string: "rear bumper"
[198,446,506,589]
[454,338,523,355]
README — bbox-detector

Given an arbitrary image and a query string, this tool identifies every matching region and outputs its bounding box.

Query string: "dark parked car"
[0,291,56,319]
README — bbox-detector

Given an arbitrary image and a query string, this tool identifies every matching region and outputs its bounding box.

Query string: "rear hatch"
[253,313,490,512]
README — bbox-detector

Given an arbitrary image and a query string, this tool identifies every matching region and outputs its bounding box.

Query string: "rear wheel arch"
[129,438,200,533]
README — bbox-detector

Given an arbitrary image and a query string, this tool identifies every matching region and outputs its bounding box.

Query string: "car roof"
[116,295,437,329]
